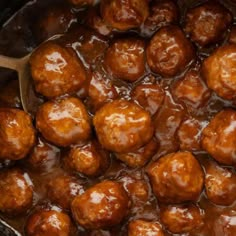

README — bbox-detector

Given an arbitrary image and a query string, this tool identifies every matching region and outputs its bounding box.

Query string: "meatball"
[185,2,232,47]
[128,220,164,236]
[71,180,130,229]
[146,25,195,77]
[177,118,204,152]
[160,204,203,234]
[143,0,179,36]
[104,38,145,82]
[204,160,236,206]
[47,174,84,210]
[30,41,87,98]
[100,0,149,31]
[131,83,165,116]
[172,68,211,109]
[202,44,236,100]
[63,140,110,177]
[27,137,60,172]
[68,0,94,6]
[147,151,204,203]
[36,97,91,147]
[26,209,73,236]
[93,99,154,153]
[33,5,77,43]
[115,138,159,168]
[88,71,118,111]
[0,169,33,214]
[201,109,236,166]
[0,108,35,160]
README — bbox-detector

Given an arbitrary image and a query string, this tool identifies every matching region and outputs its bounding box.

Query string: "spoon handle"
[0,55,21,71]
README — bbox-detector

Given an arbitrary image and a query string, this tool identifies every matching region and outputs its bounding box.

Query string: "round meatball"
[93,99,154,153]
[204,160,236,206]
[147,151,204,204]
[131,83,165,116]
[128,220,164,236]
[27,137,60,172]
[30,41,87,98]
[115,138,159,168]
[201,109,236,166]
[0,108,35,160]
[26,209,73,236]
[100,0,149,31]
[143,0,179,36]
[160,204,203,234]
[202,44,236,100]
[36,97,91,147]
[47,174,84,210]
[33,5,77,43]
[146,25,195,77]
[104,38,145,82]
[185,2,232,47]
[63,140,110,177]
[0,169,33,214]
[172,68,211,109]
[71,180,129,229]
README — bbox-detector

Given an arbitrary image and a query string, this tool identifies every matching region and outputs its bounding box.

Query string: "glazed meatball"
[26,209,73,236]
[0,108,35,160]
[131,82,165,116]
[143,0,179,36]
[36,97,91,147]
[172,68,211,109]
[71,180,130,229]
[128,220,164,236]
[33,5,77,43]
[202,44,236,100]
[147,25,195,77]
[0,169,33,214]
[204,160,236,206]
[115,138,159,168]
[104,38,145,82]
[30,41,87,98]
[93,99,154,153]
[147,151,204,203]
[88,71,118,111]
[100,0,149,31]
[177,118,204,152]
[201,109,236,166]
[185,2,232,47]
[63,140,110,177]
[160,204,203,234]
[27,137,60,172]
[47,174,84,210]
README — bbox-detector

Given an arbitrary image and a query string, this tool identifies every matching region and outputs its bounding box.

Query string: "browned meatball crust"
[0,169,33,215]
[185,2,232,47]
[204,160,236,206]
[0,108,35,160]
[26,209,73,236]
[36,97,91,147]
[93,99,154,153]
[146,25,195,77]
[160,204,203,234]
[115,138,159,168]
[201,109,236,166]
[128,220,164,236]
[71,180,129,229]
[30,41,87,98]
[68,0,94,6]
[100,0,149,31]
[104,38,145,82]
[147,151,204,203]
[47,174,84,210]
[63,140,110,177]
[202,44,236,100]
[131,83,165,116]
